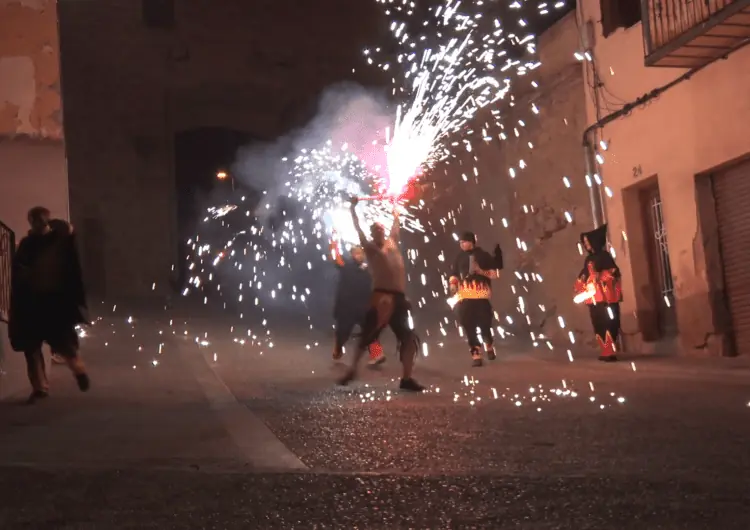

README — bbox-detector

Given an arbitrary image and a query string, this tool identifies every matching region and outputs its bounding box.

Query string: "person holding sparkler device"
[573,224,622,362]
[448,232,503,367]
[337,197,424,392]
[328,234,386,365]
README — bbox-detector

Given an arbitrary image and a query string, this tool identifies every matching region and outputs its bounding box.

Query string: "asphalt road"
[1,309,748,529]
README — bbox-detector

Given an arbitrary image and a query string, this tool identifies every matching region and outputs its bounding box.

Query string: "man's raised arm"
[390,204,401,243]
[350,197,368,246]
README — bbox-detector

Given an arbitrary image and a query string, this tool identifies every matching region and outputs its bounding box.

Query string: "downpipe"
[583,130,605,227]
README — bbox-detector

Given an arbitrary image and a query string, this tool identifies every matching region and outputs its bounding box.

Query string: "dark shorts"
[358,290,413,348]
[20,294,80,357]
[27,324,80,357]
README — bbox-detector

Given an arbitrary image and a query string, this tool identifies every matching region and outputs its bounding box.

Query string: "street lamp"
[216,170,234,191]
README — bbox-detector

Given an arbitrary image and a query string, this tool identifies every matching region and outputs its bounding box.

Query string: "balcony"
[642,0,750,67]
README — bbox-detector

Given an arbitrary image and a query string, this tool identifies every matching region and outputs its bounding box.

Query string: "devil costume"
[329,240,383,362]
[449,232,503,367]
[574,224,622,362]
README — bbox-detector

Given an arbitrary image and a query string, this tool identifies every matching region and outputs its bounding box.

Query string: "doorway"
[639,182,677,338]
[173,127,255,289]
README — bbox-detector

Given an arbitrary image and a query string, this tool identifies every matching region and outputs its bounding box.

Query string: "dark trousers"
[23,326,84,394]
[334,310,383,359]
[334,313,365,348]
[589,303,621,344]
[458,299,493,350]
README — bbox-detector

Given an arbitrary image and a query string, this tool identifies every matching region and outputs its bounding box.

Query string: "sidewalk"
[530,346,750,380]
[0,322,28,401]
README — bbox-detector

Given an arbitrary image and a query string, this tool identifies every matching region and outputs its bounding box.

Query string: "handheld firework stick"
[573,283,597,304]
[446,294,460,309]
[355,194,399,203]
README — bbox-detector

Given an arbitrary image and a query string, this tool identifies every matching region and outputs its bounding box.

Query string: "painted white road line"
[180,343,308,471]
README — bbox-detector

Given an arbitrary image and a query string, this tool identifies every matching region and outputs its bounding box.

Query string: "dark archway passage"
[174,127,256,290]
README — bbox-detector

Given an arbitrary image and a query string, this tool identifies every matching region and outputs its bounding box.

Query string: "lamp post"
[216,170,234,191]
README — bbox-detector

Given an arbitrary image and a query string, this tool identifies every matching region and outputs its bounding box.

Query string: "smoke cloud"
[231,81,393,208]
[197,83,396,319]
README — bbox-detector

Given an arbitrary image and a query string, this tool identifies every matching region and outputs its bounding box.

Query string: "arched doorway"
[173,127,256,290]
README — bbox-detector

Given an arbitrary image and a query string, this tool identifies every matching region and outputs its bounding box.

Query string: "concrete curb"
[177,339,308,471]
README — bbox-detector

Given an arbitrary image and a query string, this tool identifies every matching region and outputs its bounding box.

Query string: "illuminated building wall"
[0,0,68,238]
[579,0,750,355]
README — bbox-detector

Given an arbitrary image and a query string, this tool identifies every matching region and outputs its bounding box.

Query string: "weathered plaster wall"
[0,0,63,138]
[0,139,68,236]
[432,13,593,351]
[0,0,67,235]
[0,0,66,401]
[57,0,383,298]
[579,0,750,355]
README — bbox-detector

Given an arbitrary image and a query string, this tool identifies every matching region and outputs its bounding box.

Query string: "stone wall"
[430,13,595,352]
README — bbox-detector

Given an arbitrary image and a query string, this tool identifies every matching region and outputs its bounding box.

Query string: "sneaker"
[76,373,90,392]
[367,351,386,366]
[471,349,483,367]
[598,355,617,363]
[485,346,497,361]
[399,377,425,392]
[26,390,49,405]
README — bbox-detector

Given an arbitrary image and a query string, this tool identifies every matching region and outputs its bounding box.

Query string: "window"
[142,0,175,29]
[600,0,642,38]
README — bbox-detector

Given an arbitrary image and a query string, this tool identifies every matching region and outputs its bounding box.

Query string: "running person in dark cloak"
[338,198,424,392]
[9,207,91,403]
[329,237,385,364]
[574,223,622,362]
[449,232,502,367]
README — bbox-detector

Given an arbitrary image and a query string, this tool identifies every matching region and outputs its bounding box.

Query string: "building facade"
[0,0,68,399]
[578,0,750,355]
[56,0,383,299]
[0,0,68,237]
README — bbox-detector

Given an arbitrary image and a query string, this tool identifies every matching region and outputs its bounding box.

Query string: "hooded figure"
[574,223,622,362]
[449,231,502,367]
[9,208,90,403]
[329,239,384,364]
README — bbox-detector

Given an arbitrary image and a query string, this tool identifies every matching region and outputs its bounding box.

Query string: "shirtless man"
[337,197,424,392]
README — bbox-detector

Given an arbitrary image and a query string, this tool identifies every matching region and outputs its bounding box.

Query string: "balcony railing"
[642,0,750,67]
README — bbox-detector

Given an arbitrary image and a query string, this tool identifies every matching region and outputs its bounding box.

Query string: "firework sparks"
[183,0,612,368]
[367,0,545,195]
[282,140,424,244]
[360,0,572,351]
[182,139,432,349]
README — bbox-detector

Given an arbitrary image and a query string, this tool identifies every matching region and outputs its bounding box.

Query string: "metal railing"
[642,0,737,54]
[0,222,15,323]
